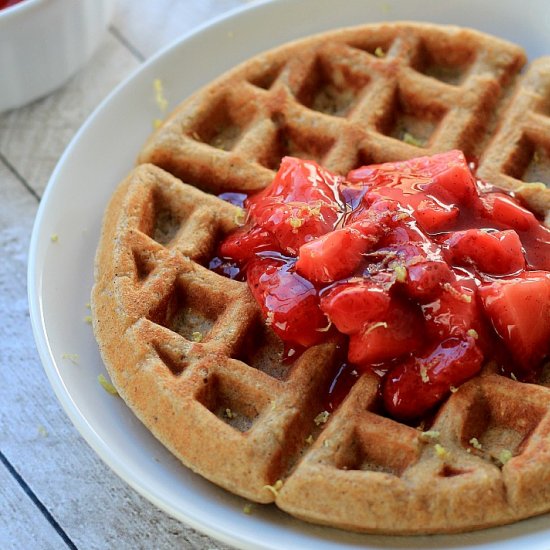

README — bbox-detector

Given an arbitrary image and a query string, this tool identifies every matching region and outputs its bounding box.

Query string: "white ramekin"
[0,0,114,113]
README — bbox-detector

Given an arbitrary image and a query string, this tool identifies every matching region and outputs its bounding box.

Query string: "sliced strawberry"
[319,280,391,335]
[250,156,343,206]
[478,192,538,232]
[383,336,483,420]
[523,229,550,272]
[341,195,401,227]
[246,258,328,347]
[369,229,452,300]
[296,219,384,283]
[244,157,344,255]
[402,259,453,301]
[478,271,550,372]
[296,197,403,283]
[295,227,368,283]
[248,160,341,249]
[348,298,425,366]
[380,219,433,246]
[219,225,280,264]
[347,150,477,207]
[423,162,478,206]
[421,280,489,349]
[443,229,526,275]
[414,198,460,233]
[250,200,340,255]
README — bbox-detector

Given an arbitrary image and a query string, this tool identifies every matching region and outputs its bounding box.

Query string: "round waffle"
[92,22,550,534]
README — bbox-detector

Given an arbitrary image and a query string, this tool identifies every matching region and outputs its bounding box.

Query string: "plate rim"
[27,0,550,548]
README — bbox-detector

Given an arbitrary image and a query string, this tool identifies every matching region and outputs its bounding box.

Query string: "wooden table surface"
[0,1,258,548]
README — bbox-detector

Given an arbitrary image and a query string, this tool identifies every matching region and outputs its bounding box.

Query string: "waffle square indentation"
[188,94,256,152]
[412,38,475,86]
[334,421,418,476]
[232,320,294,381]
[460,384,547,466]
[377,85,446,147]
[195,370,270,433]
[295,55,371,117]
[266,113,336,164]
[148,278,223,343]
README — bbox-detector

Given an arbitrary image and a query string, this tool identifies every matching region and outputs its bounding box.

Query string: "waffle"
[92,22,550,534]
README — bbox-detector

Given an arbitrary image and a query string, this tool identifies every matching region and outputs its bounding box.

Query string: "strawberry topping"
[216,152,550,420]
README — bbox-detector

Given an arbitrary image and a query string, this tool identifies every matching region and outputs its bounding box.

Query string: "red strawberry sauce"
[212,151,550,421]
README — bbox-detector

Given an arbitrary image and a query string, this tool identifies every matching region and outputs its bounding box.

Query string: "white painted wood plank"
[0,464,63,550]
[0,166,229,549]
[0,31,140,197]
[112,0,254,59]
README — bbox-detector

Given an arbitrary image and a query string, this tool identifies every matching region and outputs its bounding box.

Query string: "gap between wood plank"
[0,152,41,203]
[0,450,78,550]
[109,25,146,63]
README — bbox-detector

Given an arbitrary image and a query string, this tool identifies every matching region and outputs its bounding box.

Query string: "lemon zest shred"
[434,443,449,459]
[402,132,424,147]
[498,449,513,465]
[263,479,283,497]
[374,46,385,58]
[83,315,93,325]
[363,321,388,336]
[307,203,322,217]
[420,363,430,383]
[98,374,118,396]
[153,78,168,113]
[380,1,392,14]
[392,212,409,222]
[467,329,479,339]
[393,264,407,283]
[315,319,332,333]
[224,408,236,419]
[314,411,330,426]
[243,502,254,515]
[469,437,483,450]
[233,208,246,227]
[289,216,304,229]
[191,331,203,342]
[442,283,472,303]
[305,434,314,445]
[62,353,79,365]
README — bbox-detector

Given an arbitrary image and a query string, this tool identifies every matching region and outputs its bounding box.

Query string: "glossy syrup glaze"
[211,152,550,420]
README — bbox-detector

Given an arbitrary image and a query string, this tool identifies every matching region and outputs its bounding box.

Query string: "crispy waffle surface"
[92,23,550,534]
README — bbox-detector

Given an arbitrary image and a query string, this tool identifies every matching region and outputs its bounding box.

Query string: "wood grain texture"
[0,1,262,548]
[0,463,64,550]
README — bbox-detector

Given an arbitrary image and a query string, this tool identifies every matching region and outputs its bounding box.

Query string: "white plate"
[28,0,550,548]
